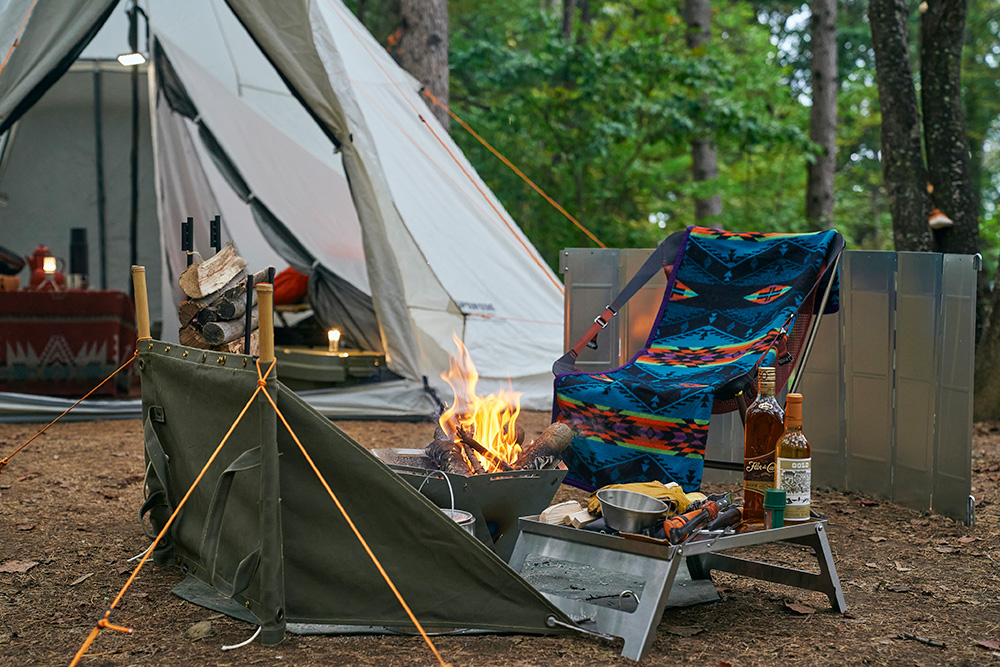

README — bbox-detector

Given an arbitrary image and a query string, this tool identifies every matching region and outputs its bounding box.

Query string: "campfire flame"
[438,333,522,472]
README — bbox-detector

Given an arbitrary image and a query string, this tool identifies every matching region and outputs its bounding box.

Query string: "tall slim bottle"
[742,367,783,524]
[776,393,811,523]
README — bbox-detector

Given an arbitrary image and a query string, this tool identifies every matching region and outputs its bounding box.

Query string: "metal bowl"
[596,489,668,533]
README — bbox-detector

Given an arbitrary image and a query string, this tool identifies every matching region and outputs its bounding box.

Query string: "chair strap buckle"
[594,306,616,329]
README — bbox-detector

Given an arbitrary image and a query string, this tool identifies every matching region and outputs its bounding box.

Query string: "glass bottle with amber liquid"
[743,367,784,525]
[776,393,811,523]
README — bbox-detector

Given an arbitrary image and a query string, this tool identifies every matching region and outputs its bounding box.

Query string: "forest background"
[345,0,1000,415]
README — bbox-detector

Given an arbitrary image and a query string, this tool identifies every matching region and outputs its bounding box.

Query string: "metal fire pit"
[371,448,566,562]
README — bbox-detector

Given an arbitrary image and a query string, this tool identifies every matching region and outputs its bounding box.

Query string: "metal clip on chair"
[552,226,845,492]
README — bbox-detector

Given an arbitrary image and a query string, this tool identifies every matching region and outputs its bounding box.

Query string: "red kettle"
[27,245,65,291]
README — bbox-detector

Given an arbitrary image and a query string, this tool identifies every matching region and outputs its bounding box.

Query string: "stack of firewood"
[177,243,269,354]
[425,421,572,476]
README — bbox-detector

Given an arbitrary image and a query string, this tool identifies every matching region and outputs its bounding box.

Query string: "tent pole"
[92,63,108,290]
[131,266,150,340]
[128,3,140,299]
[257,283,274,363]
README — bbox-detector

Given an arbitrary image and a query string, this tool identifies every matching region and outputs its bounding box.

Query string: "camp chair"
[553,226,844,492]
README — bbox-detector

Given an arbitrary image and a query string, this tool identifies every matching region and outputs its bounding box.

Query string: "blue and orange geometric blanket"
[553,226,843,492]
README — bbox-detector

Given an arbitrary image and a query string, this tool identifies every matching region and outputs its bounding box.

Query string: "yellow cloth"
[589,481,695,516]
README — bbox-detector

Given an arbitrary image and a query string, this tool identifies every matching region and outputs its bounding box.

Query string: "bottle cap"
[763,487,787,509]
[785,392,803,425]
[758,366,776,383]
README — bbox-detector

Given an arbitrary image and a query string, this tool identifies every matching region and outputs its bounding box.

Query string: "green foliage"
[346,0,999,268]
[446,0,818,267]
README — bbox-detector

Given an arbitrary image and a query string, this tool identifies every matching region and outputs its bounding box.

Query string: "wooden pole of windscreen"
[131,265,151,339]
[256,283,274,363]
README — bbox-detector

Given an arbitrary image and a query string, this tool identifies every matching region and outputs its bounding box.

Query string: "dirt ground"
[0,411,998,667]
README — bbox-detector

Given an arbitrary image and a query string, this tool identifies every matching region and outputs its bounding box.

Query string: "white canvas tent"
[0,0,565,420]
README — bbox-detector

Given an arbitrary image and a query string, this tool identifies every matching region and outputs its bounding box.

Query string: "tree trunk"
[805,0,837,230]
[561,0,575,40]
[684,0,722,223]
[918,0,996,418]
[868,0,931,251]
[399,0,450,130]
[920,0,978,256]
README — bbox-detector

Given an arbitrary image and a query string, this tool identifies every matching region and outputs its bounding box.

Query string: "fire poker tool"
[662,494,732,544]
[704,505,743,532]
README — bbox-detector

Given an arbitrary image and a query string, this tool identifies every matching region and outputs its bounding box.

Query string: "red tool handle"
[664,500,721,543]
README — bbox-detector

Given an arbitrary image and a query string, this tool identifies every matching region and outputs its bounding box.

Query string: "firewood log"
[202,307,258,346]
[539,500,582,525]
[178,300,202,327]
[177,272,245,326]
[215,330,259,355]
[213,268,268,319]
[514,422,573,470]
[179,324,212,349]
[568,509,600,529]
[192,305,221,327]
[178,242,247,299]
[425,427,473,476]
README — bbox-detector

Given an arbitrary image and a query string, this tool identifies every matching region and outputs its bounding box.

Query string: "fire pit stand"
[371,448,565,562]
[508,516,846,661]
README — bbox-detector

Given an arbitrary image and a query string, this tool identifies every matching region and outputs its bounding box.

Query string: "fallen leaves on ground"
[185,620,214,641]
[785,602,816,614]
[0,559,38,573]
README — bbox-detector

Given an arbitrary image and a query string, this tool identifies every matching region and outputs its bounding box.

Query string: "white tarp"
[0,0,565,419]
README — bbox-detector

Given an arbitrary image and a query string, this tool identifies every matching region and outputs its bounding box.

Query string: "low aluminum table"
[509,517,846,661]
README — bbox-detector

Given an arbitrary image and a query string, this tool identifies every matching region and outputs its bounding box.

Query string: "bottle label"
[777,457,811,520]
[743,451,776,511]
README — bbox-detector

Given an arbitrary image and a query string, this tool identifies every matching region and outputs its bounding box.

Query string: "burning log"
[461,443,487,475]
[513,422,572,470]
[505,422,526,447]
[456,427,514,472]
[426,426,474,476]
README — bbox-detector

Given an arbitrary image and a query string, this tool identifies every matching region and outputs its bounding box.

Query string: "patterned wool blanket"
[554,226,843,492]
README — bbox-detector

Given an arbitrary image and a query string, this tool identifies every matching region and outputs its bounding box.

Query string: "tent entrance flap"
[139,341,571,637]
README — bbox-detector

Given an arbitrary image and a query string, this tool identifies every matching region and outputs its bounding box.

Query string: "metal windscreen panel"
[561,249,621,372]
[620,249,666,365]
[932,254,976,519]
[799,306,845,490]
[844,252,895,498]
[893,253,942,510]
[702,411,743,484]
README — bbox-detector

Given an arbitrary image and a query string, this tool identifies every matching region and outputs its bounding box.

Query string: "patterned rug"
[554,226,843,491]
